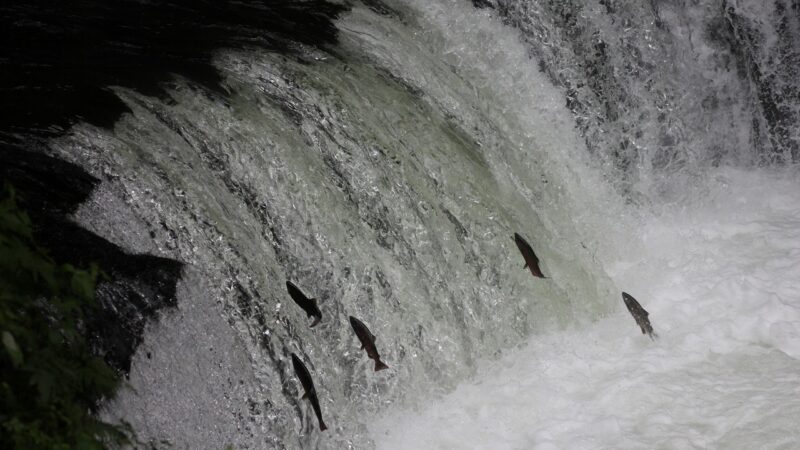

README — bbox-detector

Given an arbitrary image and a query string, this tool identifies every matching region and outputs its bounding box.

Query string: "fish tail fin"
[374,360,389,372]
[310,317,321,328]
[319,420,328,431]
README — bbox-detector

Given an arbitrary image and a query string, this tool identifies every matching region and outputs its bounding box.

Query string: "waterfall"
[2,0,798,448]
[53,2,617,446]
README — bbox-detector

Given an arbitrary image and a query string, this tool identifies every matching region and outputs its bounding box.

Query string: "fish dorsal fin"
[372,334,376,342]
[360,344,365,350]
[523,262,528,269]
[301,392,308,400]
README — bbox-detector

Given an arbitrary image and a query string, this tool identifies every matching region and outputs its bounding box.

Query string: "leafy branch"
[0,183,132,449]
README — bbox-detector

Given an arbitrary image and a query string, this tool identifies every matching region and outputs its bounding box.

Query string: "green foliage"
[0,184,131,449]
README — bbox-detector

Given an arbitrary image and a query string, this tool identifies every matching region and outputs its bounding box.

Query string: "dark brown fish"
[622,292,657,340]
[513,233,547,278]
[291,353,328,431]
[286,281,322,327]
[349,316,389,372]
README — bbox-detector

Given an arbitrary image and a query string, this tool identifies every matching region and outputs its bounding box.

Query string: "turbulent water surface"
[8,0,800,448]
[373,167,800,449]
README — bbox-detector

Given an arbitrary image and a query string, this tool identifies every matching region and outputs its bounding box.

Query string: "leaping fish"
[349,316,389,372]
[513,233,547,278]
[291,353,328,431]
[622,292,657,340]
[286,280,322,327]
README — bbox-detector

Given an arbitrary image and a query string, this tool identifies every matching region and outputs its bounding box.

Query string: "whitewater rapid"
[372,168,800,449]
[71,1,620,446]
[23,0,796,447]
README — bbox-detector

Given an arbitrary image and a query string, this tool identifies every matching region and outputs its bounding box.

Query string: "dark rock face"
[472,0,496,9]
[1,148,183,373]
[0,0,348,373]
[0,0,349,142]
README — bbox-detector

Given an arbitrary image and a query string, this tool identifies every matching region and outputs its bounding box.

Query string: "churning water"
[28,0,800,448]
[372,166,800,449]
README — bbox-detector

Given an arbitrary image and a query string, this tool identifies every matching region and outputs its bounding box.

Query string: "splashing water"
[24,0,800,447]
[372,168,800,449]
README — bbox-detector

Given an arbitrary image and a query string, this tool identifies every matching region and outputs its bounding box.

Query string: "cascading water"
[483,0,800,198]
[3,0,799,448]
[365,1,800,448]
[47,1,619,447]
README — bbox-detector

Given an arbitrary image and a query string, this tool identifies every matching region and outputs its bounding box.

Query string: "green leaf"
[0,183,133,447]
[31,370,55,402]
[2,330,24,367]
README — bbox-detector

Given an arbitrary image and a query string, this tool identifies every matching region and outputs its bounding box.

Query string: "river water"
[31,0,800,448]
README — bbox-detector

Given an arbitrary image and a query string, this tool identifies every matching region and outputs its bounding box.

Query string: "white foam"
[370,168,800,449]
